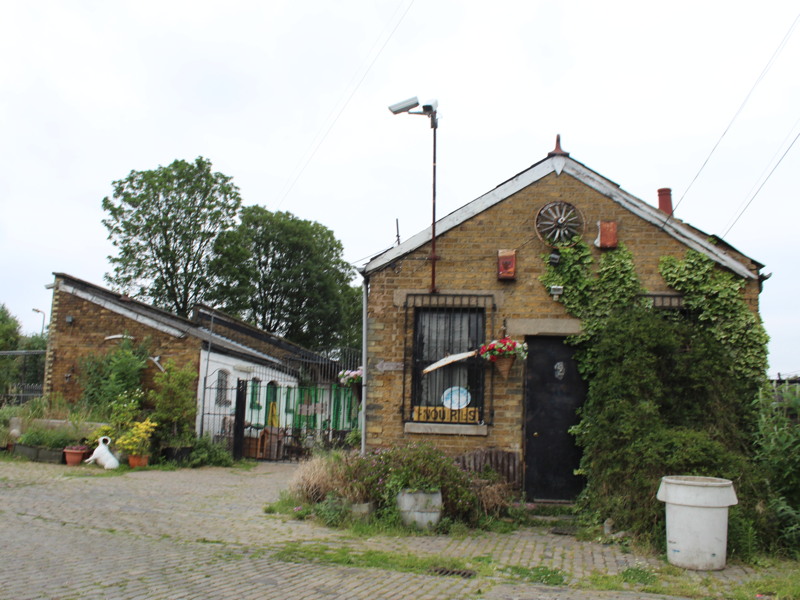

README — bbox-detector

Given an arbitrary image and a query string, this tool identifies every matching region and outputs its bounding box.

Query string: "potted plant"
[116,417,158,467]
[478,337,528,378]
[64,443,91,466]
[149,361,197,462]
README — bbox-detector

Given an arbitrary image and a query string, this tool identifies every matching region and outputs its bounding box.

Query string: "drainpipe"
[361,276,369,455]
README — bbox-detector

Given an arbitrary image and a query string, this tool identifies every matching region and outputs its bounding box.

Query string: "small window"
[215,370,231,406]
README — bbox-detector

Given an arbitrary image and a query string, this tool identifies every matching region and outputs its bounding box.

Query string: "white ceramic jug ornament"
[84,436,119,469]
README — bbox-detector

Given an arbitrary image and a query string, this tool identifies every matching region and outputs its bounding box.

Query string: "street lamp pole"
[388,97,439,293]
[32,308,45,336]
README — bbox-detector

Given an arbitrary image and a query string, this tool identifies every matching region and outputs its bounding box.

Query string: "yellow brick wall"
[45,279,200,404]
[364,172,761,456]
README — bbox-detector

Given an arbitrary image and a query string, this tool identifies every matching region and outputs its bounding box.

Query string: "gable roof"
[363,149,760,281]
[51,273,297,372]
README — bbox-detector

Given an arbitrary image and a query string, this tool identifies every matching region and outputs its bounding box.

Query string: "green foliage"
[0,303,22,398]
[150,360,197,446]
[756,383,800,552]
[0,303,21,350]
[757,384,800,507]
[78,338,149,411]
[102,156,242,316]
[313,492,351,527]
[272,541,494,577]
[620,566,657,585]
[504,565,566,586]
[660,250,769,386]
[186,435,234,468]
[209,206,359,350]
[541,243,770,553]
[342,442,478,523]
[18,426,81,449]
[573,306,761,548]
[540,242,646,377]
[115,417,158,455]
[344,428,361,449]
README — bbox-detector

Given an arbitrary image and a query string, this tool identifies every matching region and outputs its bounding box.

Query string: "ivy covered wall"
[541,240,773,555]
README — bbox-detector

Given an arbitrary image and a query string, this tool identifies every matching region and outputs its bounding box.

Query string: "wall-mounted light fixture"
[65,315,75,325]
[548,251,561,266]
[549,285,564,301]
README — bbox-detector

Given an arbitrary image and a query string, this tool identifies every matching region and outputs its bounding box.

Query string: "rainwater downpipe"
[361,276,369,455]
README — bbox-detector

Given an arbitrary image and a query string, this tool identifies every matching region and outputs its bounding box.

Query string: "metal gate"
[198,350,361,460]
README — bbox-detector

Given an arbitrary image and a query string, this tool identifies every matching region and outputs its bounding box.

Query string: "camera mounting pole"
[389,97,439,293]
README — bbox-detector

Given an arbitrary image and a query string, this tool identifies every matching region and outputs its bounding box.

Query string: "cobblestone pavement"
[0,459,782,600]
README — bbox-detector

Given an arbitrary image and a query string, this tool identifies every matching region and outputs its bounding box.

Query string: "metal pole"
[32,308,45,336]
[429,111,438,294]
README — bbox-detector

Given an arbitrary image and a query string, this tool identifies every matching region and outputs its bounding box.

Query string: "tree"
[209,206,360,350]
[0,304,21,398]
[102,157,242,316]
[0,304,20,351]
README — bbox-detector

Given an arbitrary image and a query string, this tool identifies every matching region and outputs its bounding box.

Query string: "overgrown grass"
[503,565,566,585]
[272,541,496,577]
[575,561,800,600]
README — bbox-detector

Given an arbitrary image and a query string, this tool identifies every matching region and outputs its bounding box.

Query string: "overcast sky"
[1,1,798,378]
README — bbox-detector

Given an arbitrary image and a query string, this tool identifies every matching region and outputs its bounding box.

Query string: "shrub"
[755,383,800,554]
[314,493,351,527]
[186,435,233,468]
[342,442,479,523]
[150,361,197,447]
[289,451,349,504]
[286,444,481,527]
[18,426,80,449]
[78,337,149,411]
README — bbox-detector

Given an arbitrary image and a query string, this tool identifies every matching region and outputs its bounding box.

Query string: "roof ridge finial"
[548,134,569,157]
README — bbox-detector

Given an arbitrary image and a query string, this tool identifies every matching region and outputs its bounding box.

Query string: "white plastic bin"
[656,476,737,570]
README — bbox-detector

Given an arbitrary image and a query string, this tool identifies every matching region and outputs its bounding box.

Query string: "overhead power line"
[274,0,416,209]
[722,127,800,237]
[667,11,800,223]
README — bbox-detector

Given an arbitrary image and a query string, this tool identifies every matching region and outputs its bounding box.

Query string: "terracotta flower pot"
[128,455,150,468]
[64,448,88,466]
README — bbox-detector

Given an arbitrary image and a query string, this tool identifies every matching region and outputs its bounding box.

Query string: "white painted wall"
[196,349,297,438]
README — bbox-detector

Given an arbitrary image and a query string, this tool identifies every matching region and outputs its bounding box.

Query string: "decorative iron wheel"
[535,201,585,246]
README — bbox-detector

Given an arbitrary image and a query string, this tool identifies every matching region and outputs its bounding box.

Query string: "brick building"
[360,138,765,500]
[43,273,338,444]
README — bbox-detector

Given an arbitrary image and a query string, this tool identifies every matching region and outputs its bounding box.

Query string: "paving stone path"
[0,460,776,599]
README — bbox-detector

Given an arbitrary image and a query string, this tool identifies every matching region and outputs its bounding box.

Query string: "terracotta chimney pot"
[658,188,673,216]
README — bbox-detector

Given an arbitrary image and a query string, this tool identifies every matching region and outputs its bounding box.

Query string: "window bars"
[403,294,495,425]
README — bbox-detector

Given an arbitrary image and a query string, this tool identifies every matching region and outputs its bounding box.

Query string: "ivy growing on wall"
[539,241,645,378]
[540,240,771,555]
[660,250,769,387]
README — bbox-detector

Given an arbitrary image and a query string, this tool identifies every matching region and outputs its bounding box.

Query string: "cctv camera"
[421,99,438,113]
[388,97,419,114]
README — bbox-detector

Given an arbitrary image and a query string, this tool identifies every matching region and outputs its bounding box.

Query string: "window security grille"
[403,294,495,424]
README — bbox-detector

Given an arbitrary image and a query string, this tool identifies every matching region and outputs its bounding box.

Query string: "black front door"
[524,336,586,501]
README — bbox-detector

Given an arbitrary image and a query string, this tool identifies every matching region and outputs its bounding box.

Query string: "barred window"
[215,370,230,406]
[405,294,493,424]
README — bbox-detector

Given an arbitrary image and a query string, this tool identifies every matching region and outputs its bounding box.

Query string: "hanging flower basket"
[494,355,516,379]
[478,337,527,379]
